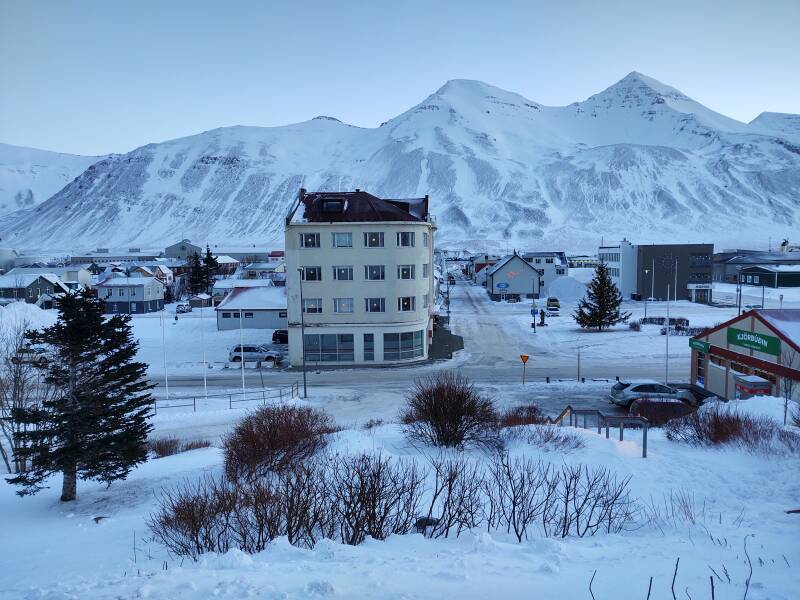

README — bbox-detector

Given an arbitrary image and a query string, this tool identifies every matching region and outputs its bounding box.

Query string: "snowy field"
[0,396,798,599]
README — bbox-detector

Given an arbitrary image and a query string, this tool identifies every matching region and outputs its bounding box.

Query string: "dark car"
[272,329,288,344]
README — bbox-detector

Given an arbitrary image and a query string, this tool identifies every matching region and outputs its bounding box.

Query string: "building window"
[222,312,231,318]
[364,232,384,248]
[244,312,254,318]
[398,296,416,311]
[131,303,137,312]
[696,352,705,382]
[300,233,321,248]
[556,268,565,275]
[364,334,374,361]
[333,297,354,313]
[304,333,354,362]
[301,266,322,281]
[118,288,124,296]
[303,298,323,313]
[332,232,352,248]
[279,311,287,318]
[535,258,541,264]
[423,232,429,247]
[753,275,760,284]
[112,304,117,312]
[396,232,415,247]
[333,266,353,281]
[545,258,554,264]
[365,265,385,281]
[423,294,429,308]
[423,263,429,278]
[365,297,385,313]
[232,312,241,318]
[383,330,424,360]
[397,265,415,280]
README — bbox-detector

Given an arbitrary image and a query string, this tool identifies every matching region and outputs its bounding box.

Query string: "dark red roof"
[299,190,428,223]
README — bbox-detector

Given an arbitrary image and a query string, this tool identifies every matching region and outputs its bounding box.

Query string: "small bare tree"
[780,346,798,426]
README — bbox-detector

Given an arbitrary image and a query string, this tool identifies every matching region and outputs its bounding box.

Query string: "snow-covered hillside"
[1,72,798,251]
[0,143,100,218]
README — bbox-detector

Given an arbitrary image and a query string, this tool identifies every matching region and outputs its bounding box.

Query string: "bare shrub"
[361,418,384,430]
[182,439,212,452]
[642,490,706,533]
[526,425,585,452]
[223,405,334,480]
[792,404,800,428]
[400,372,500,450]
[629,321,641,332]
[328,452,425,545]
[423,455,484,538]
[629,399,694,427]
[665,405,800,454]
[149,437,181,458]
[498,405,546,428]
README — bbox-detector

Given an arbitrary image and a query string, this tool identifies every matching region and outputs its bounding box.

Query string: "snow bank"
[545,275,586,301]
[704,395,797,424]
[0,301,56,337]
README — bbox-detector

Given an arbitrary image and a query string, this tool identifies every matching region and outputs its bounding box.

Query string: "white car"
[229,345,282,365]
[609,380,696,408]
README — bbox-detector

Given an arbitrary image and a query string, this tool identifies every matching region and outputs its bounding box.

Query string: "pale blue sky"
[1,0,798,155]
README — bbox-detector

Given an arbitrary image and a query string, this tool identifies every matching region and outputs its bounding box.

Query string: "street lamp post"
[665,284,670,386]
[644,268,651,318]
[297,268,308,399]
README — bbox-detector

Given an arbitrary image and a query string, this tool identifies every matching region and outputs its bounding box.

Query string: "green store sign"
[689,338,710,353]
[726,327,781,356]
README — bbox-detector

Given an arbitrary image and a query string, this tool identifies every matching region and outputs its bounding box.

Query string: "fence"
[546,404,650,458]
[152,381,300,414]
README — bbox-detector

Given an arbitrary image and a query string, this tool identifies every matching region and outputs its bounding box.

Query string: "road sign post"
[520,354,529,384]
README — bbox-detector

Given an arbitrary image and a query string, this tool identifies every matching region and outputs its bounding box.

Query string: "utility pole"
[644,267,651,318]
[674,257,678,302]
[201,303,207,400]
[160,310,169,399]
[651,257,655,300]
[665,284,670,386]
[239,309,245,402]
[297,268,308,399]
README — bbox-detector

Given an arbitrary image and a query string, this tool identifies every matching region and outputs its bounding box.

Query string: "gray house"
[95,276,165,314]
[0,273,70,307]
[215,285,288,330]
[485,253,543,299]
[164,239,202,260]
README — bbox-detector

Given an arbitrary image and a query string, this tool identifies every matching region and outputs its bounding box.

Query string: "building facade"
[215,286,288,330]
[285,190,436,366]
[94,276,165,314]
[520,251,568,292]
[635,244,713,303]
[739,265,800,288]
[0,273,70,305]
[598,239,637,299]
[486,253,542,299]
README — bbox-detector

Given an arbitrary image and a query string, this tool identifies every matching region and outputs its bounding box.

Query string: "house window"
[222,312,231,318]
[396,232,415,247]
[753,275,760,284]
[303,333,354,362]
[303,298,323,313]
[27,289,32,298]
[398,296,416,311]
[333,297,354,313]
[423,232,429,247]
[383,330,424,360]
[397,265,415,280]
[423,263,429,278]
[300,233,321,248]
[556,268,565,275]
[301,266,322,281]
[244,312,254,318]
[365,298,385,313]
[279,311,287,318]
[332,232,352,248]
[535,258,541,264]
[364,334,374,361]
[364,232,384,248]
[333,266,353,281]
[112,304,117,312]
[423,294,429,308]
[131,303,137,312]
[545,258,554,264]
[232,312,241,318]
[118,288,124,296]
[365,265,385,281]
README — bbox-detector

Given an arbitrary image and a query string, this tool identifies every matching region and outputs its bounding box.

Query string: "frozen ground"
[0,397,797,599]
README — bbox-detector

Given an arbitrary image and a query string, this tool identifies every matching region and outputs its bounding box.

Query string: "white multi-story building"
[597,239,637,299]
[519,251,569,296]
[285,190,436,366]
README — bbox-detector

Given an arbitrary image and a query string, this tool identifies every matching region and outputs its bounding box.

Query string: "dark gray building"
[635,244,714,303]
[739,265,800,288]
[713,251,800,283]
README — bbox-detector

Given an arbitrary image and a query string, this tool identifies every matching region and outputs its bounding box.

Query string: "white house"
[485,253,543,298]
[215,285,288,330]
[285,189,436,366]
[520,251,568,292]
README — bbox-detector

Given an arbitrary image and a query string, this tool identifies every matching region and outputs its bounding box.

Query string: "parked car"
[609,380,696,408]
[546,297,560,310]
[272,329,288,344]
[176,303,192,314]
[229,345,282,365]
[11,346,49,367]
[545,307,560,317]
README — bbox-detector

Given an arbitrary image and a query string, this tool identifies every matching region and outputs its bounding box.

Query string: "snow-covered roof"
[0,272,68,289]
[212,278,277,291]
[245,262,279,270]
[485,254,537,277]
[214,255,240,264]
[95,276,164,287]
[192,293,211,300]
[758,310,800,345]
[745,265,800,273]
[215,286,287,311]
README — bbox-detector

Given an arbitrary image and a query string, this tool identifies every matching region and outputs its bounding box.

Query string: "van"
[546,297,560,309]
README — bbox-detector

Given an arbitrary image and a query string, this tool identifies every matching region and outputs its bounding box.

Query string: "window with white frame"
[118,288,124,297]
[422,263,429,278]
[303,334,354,362]
[301,266,322,281]
[365,297,385,312]
[397,296,416,311]
[333,297,354,313]
[303,298,323,313]
[332,232,352,248]
[299,232,321,248]
[364,232,384,247]
[363,334,374,361]
[396,231,415,247]
[423,232,429,247]
[383,330,424,360]
[333,265,353,280]
[545,258,554,264]
[397,265,415,280]
[423,294,429,308]
[365,265,385,281]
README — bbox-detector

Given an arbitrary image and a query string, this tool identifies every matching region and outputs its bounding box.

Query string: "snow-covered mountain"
[1,72,798,251]
[0,143,100,219]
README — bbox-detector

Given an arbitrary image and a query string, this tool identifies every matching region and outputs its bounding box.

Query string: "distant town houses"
[0,272,70,308]
[94,275,165,314]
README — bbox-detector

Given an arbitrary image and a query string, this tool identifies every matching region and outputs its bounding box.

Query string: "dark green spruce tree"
[8,290,154,501]
[201,246,219,293]
[188,251,205,295]
[573,262,631,331]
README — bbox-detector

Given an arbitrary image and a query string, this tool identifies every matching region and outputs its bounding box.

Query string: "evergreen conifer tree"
[201,246,219,293]
[8,291,153,501]
[188,251,205,295]
[573,262,631,331]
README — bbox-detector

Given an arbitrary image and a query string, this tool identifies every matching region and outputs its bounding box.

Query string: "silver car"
[609,380,695,408]
[229,344,282,365]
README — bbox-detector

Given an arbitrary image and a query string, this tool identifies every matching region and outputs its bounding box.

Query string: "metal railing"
[152,381,300,414]
[546,404,650,458]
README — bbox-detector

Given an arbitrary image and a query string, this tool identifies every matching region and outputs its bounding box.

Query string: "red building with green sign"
[689,309,800,400]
